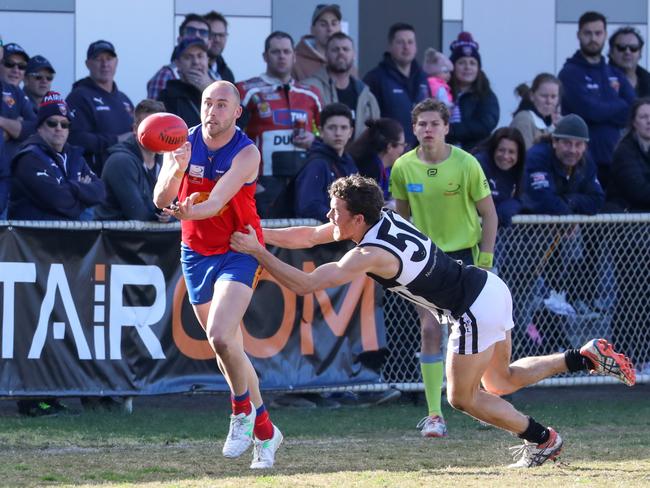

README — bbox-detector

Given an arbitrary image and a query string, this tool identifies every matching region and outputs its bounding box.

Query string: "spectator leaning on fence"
[66,40,134,174]
[608,26,650,98]
[446,32,500,152]
[95,99,171,222]
[474,127,526,228]
[523,114,604,319]
[607,97,650,375]
[558,11,635,191]
[390,98,497,439]
[303,32,380,141]
[511,73,561,150]
[9,91,105,220]
[294,103,357,220]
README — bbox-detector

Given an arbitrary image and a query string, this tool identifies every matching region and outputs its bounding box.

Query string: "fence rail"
[2,214,648,391]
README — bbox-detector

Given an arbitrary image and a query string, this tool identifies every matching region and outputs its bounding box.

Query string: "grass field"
[0,384,649,487]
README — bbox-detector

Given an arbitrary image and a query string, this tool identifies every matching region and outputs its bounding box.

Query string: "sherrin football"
[137,112,189,152]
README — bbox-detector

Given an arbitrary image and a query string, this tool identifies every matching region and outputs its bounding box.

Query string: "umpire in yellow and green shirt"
[390,98,498,438]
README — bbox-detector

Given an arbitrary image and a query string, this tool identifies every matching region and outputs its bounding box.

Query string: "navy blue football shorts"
[180,243,261,305]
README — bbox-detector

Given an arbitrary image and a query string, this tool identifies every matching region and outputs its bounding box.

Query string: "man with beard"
[558,11,635,190]
[153,81,283,469]
[204,11,235,83]
[304,32,379,140]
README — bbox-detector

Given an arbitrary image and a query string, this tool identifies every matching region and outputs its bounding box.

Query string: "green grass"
[0,385,649,487]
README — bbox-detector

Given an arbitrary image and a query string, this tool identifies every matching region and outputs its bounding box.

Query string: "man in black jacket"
[608,26,650,98]
[158,38,211,128]
[95,99,172,222]
[66,40,134,174]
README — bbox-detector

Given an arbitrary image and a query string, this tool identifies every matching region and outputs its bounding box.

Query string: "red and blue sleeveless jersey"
[178,125,264,255]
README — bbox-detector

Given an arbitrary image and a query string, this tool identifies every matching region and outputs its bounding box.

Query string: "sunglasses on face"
[3,60,27,70]
[615,44,641,53]
[45,119,70,129]
[29,73,54,81]
[183,26,210,39]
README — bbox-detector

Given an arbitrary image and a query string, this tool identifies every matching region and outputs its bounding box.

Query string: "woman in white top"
[510,73,561,150]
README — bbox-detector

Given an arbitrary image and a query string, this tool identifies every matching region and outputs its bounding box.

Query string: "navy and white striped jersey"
[358,210,487,319]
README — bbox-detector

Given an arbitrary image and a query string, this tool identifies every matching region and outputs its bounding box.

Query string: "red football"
[137,112,189,152]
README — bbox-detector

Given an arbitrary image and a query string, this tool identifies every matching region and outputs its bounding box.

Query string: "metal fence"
[381,213,650,389]
[8,215,649,391]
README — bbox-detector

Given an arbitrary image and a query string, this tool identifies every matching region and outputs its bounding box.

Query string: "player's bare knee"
[446,389,472,412]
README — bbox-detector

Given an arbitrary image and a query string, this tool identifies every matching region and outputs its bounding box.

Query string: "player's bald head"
[203,80,240,105]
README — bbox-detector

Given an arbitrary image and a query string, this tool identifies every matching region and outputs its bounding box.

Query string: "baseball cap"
[87,40,116,59]
[552,114,590,141]
[4,43,29,62]
[173,37,208,60]
[311,4,342,26]
[26,55,55,74]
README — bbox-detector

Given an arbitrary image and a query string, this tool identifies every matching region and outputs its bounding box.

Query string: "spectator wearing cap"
[0,43,37,215]
[95,99,171,222]
[147,13,214,99]
[66,40,134,174]
[203,10,235,83]
[0,42,29,87]
[523,113,605,330]
[293,4,342,81]
[158,37,210,127]
[446,31,499,151]
[363,23,430,147]
[608,26,650,98]
[303,32,379,140]
[523,114,604,215]
[558,11,635,191]
[9,91,105,220]
[23,55,55,114]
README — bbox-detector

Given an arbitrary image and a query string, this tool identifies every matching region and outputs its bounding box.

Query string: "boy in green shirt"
[390,98,497,437]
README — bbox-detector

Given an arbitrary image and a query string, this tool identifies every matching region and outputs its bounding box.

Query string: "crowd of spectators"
[3,6,650,412]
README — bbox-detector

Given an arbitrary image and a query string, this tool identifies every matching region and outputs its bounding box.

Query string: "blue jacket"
[475,151,522,226]
[9,134,106,220]
[558,51,635,167]
[0,81,37,213]
[447,90,500,151]
[363,53,430,147]
[523,141,604,215]
[294,139,358,221]
[66,77,134,173]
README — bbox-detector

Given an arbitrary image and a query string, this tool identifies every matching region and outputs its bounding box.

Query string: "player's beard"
[204,116,234,139]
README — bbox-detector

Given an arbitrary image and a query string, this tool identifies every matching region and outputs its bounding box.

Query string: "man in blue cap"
[66,40,134,174]
[23,55,56,114]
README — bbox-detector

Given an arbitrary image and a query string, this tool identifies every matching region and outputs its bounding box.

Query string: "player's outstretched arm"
[231,225,373,294]
[263,223,335,249]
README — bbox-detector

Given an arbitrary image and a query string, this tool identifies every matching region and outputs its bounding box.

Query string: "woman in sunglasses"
[8,91,105,221]
[608,26,650,98]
